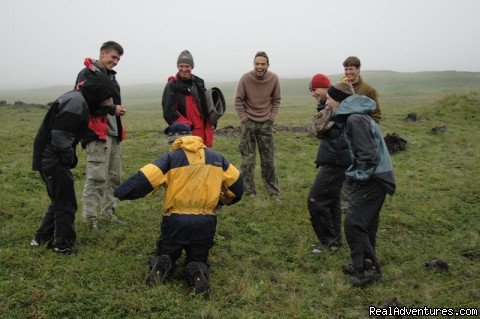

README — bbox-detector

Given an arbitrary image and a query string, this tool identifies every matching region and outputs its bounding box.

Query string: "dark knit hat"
[327,85,352,103]
[165,123,192,143]
[310,73,331,90]
[177,50,194,68]
[80,70,118,106]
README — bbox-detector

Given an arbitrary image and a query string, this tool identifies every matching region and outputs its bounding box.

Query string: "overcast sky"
[1,0,478,89]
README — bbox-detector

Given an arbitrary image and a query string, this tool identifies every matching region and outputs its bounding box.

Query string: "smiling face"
[253,56,269,78]
[310,87,328,102]
[177,63,193,80]
[344,65,360,84]
[98,49,121,70]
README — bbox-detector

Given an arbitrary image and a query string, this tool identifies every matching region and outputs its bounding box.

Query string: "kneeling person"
[114,123,243,296]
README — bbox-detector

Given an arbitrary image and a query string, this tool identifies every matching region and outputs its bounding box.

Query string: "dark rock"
[405,112,419,122]
[215,124,311,137]
[0,100,7,105]
[14,101,26,107]
[431,125,447,134]
[384,133,407,154]
[215,125,240,137]
[423,259,449,272]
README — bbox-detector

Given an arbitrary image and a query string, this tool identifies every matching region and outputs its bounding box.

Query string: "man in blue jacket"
[326,82,396,287]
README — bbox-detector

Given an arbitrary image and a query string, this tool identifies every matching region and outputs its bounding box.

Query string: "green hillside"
[0,72,479,318]
[2,71,480,108]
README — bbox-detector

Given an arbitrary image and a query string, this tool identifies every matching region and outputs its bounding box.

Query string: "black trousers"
[34,165,77,250]
[307,165,346,247]
[155,214,217,266]
[344,180,386,274]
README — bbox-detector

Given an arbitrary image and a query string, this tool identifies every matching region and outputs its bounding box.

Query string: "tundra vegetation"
[0,71,479,318]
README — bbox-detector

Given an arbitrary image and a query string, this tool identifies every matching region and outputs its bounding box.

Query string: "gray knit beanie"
[177,50,194,68]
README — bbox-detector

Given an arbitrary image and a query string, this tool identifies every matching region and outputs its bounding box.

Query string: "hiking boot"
[185,262,210,298]
[342,259,374,276]
[348,269,382,287]
[146,254,172,285]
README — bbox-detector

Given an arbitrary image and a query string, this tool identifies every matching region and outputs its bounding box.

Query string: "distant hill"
[1,71,479,105]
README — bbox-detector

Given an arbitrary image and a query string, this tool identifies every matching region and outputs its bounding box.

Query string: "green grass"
[1,73,479,318]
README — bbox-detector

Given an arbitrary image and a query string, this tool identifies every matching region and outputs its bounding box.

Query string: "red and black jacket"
[161,74,209,127]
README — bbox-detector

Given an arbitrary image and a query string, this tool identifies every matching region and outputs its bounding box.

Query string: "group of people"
[30,40,395,296]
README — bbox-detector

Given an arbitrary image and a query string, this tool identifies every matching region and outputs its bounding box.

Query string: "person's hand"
[115,105,127,116]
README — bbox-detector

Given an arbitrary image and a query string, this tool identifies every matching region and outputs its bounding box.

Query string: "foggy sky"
[1,0,478,89]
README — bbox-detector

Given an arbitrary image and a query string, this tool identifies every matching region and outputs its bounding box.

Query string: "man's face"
[177,63,192,80]
[326,94,340,111]
[99,50,121,70]
[253,56,269,77]
[310,87,328,102]
[344,66,360,83]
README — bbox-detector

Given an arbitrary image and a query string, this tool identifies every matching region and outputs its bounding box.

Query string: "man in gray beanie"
[177,50,194,68]
[162,50,214,147]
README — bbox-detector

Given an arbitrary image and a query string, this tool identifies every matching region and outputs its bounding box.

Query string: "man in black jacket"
[162,50,214,147]
[31,70,117,254]
[307,73,352,254]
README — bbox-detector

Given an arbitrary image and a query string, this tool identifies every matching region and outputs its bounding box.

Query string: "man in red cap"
[307,73,352,254]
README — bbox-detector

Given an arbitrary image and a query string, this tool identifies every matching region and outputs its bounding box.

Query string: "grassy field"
[0,71,479,318]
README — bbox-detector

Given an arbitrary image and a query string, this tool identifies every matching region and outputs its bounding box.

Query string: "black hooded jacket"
[314,101,352,168]
[162,74,208,125]
[32,91,89,171]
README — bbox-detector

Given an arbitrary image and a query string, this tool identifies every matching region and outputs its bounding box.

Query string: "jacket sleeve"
[50,98,87,165]
[346,114,377,181]
[220,157,244,205]
[367,88,381,122]
[162,82,191,126]
[114,155,169,200]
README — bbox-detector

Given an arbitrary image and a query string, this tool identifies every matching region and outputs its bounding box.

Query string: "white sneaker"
[30,239,39,247]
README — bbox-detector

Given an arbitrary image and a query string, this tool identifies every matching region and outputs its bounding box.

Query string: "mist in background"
[1,0,478,89]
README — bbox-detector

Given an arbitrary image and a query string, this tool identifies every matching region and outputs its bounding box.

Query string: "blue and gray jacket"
[335,94,396,195]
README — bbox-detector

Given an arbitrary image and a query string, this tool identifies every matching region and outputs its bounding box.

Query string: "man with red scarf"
[162,50,214,147]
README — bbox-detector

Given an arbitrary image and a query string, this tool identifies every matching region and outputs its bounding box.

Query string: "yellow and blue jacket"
[114,136,243,215]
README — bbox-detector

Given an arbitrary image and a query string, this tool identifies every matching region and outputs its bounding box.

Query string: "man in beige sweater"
[234,51,281,202]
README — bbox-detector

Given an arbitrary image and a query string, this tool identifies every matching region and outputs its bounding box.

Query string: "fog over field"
[1,0,479,89]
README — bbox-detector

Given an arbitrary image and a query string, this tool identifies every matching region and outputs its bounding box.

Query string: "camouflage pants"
[239,119,280,196]
[82,136,122,221]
